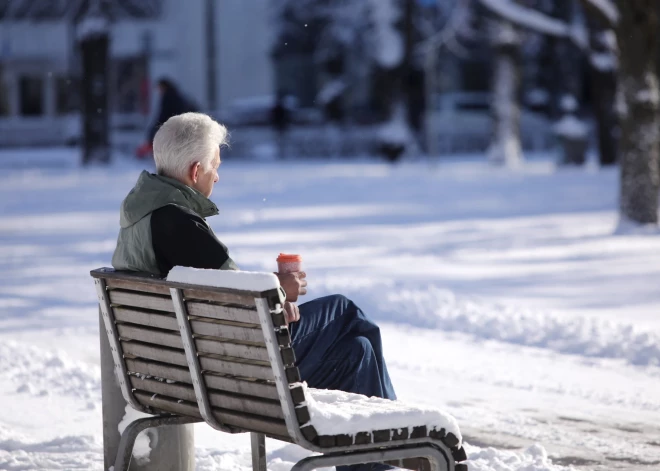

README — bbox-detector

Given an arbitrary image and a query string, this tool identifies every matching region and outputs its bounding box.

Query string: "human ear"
[190,162,201,183]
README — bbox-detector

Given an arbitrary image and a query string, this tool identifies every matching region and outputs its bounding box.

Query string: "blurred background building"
[0,0,609,162]
[0,0,273,147]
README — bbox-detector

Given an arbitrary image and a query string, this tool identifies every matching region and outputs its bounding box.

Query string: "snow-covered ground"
[1,148,659,470]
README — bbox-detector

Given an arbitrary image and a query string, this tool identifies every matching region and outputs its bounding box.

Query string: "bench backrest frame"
[93,267,308,443]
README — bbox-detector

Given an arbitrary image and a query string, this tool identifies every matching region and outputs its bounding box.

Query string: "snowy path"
[1,151,659,470]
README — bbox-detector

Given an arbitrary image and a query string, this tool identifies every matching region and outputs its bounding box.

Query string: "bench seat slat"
[129,377,284,420]
[134,391,290,438]
[110,289,174,312]
[124,357,280,401]
[186,301,260,324]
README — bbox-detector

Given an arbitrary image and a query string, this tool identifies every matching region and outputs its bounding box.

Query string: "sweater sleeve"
[150,204,239,275]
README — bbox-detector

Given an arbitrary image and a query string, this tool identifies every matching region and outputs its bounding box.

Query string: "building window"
[113,56,148,114]
[19,76,44,116]
[55,76,80,114]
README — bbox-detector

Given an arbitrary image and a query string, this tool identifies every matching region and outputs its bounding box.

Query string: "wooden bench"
[91,267,468,471]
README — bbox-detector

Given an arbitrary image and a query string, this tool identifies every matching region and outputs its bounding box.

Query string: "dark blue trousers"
[291,295,397,471]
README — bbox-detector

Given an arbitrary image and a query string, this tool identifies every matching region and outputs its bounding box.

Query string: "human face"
[192,147,220,198]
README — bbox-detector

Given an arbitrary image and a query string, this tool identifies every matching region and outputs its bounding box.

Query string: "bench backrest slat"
[118,324,182,349]
[186,301,260,324]
[105,277,171,295]
[123,341,189,367]
[190,318,264,344]
[182,288,256,308]
[114,306,179,330]
[198,356,274,381]
[194,337,270,362]
[118,325,276,382]
[115,307,272,362]
[129,377,284,420]
[125,357,193,383]
[133,391,291,439]
[109,289,174,312]
[124,355,282,404]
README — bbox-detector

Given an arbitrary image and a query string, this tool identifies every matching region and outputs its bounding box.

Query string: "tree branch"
[478,0,569,37]
[579,0,619,28]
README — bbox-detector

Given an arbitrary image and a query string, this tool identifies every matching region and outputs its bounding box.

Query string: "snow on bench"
[303,384,461,441]
[167,266,280,292]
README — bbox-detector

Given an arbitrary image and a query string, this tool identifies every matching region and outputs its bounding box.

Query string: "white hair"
[153,112,228,180]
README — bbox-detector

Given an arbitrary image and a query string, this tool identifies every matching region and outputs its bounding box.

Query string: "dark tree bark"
[616,0,659,224]
[371,0,415,162]
[79,32,111,164]
[583,3,618,166]
[553,0,588,166]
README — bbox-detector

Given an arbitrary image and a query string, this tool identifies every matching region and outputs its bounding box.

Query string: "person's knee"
[329,293,350,306]
[313,294,351,312]
[345,335,374,361]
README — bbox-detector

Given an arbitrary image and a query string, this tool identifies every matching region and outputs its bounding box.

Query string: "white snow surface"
[167,266,280,292]
[303,384,461,439]
[466,443,567,471]
[1,149,660,470]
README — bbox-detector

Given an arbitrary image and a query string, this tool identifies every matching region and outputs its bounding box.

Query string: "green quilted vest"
[111,170,220,275]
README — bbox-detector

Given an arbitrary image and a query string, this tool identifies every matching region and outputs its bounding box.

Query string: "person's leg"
[290,294,396,400]
[302,335,384,396]
[290,295,397,471]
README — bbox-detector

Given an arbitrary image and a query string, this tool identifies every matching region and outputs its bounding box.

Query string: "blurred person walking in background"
[270,91,291,159]
[136,78,199,159]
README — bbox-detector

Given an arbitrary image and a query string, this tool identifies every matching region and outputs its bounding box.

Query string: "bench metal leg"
[251,432,267,471]
[114,415,202,471]
[290,444,452,471]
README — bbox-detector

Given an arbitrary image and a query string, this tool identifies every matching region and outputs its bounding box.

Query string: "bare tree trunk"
[487,20,522,167]
[584,6,618,166]
[79,31,111,165]
[616,0,659,225]
[371,0,413,162]
[589,54,618,166]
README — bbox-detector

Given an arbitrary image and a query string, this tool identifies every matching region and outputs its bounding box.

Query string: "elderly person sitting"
[112,113,396,471]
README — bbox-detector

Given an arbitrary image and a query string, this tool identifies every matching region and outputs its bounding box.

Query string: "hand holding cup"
[276,253,307,302]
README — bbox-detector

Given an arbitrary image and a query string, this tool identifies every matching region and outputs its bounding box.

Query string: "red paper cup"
[277,253,302,274]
